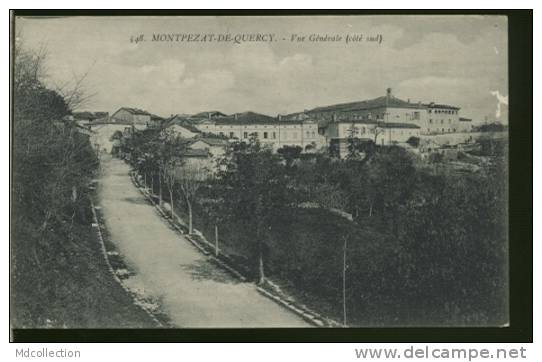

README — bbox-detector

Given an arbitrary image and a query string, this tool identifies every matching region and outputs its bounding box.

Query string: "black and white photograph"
[10,12,517,335]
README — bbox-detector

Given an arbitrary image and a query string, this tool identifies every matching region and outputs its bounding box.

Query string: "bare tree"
[53,65,97,111]
[162,158,179,220]
[14,31,96,112]
[177,163,206,234]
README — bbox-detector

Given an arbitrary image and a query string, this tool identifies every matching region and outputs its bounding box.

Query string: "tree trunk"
[369,202,373,217]
[258,251,265,285]
[214,224,219,257]
[151,174,155,195]
[158,175,163,206]
[169,189,175,219]
[187,199,193,234]
[144,173,147,188]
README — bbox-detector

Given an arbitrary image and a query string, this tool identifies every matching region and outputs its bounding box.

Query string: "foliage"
[277,145,302,168]
[121,113,508,327]
[12,40,100,326]
[406,136,420,148]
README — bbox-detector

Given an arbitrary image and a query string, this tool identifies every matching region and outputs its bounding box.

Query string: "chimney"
[278,114,282,121]
[386,87,392,98]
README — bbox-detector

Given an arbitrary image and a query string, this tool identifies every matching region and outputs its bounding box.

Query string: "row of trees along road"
[121,128,508,327]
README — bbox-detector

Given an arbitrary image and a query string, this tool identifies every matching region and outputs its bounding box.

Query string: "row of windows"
[426,128,457,133]
[429,109,458,115]
[218,130,317,139]
[213,124,310,129]
[429,119,454,124]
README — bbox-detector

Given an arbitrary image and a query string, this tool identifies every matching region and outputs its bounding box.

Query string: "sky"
[16,15,508,123]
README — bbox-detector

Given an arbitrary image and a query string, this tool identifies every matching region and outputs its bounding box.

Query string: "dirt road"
[97,156,309,327]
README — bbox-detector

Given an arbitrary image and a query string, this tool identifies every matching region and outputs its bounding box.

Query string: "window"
[413,111,420,120]
[306,131,310,137]
[448,128,450,132]
[312,131,315,137]
[429,119,433,124]
[219,132,224,136]
[243,132,248,138]
[442,128,444,132]
[448,119,451,123]
[441,119,444,124]
[427,128,430,132]
[453,128,456,132]
[263,132,268,139]
[272,132,277,139]
[229,132,234,138]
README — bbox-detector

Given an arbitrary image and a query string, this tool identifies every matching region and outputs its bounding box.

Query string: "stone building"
[324,119,421,158]
[195,111,325,151]
[111,107,163,130]
[306,88,461,136]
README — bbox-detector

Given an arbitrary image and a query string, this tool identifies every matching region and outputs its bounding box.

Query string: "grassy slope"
[11,219,157,328]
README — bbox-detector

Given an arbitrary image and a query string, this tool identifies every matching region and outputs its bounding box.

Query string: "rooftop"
[191,137,230,147]
[73,111,109,120]
[213,111,289,125]
[116,107,152,116]
[309,95,424,113]
[183,148,210,158]
[165,115,202,133]
[308,89,459,113]
[377,121,420,129]
[191,111,228,119]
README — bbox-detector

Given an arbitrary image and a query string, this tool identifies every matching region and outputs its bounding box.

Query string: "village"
[71,88,505,175]
[10,13,517,340]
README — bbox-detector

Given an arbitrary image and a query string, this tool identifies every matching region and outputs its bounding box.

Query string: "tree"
[406,136,420,148]
[177,163,206,234]
[216,136,287,284]
[277,145,302,168]
[12,36,99,326]
[363,146,417,234]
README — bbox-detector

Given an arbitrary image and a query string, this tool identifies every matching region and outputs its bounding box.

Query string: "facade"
[195,111,325,151]
[189,138,229,158]
[181,149,215,172]
[73,111,109,126]
[324,120,421,158]
[87,121,133,153]
[307,88,461,136]
[164,115,202,138]
[425,103,461,134]
[111,107,162,129]
[458,117,473,132]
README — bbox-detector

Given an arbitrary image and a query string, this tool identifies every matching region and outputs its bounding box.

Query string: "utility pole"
[342,234,348,327]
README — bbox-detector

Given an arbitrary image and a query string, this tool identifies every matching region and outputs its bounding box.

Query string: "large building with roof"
[306,88,462,136]
[195,111,325,151]
[303,88,467,157]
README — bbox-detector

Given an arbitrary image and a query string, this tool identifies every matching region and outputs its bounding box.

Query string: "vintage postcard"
[11,14,509,330]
